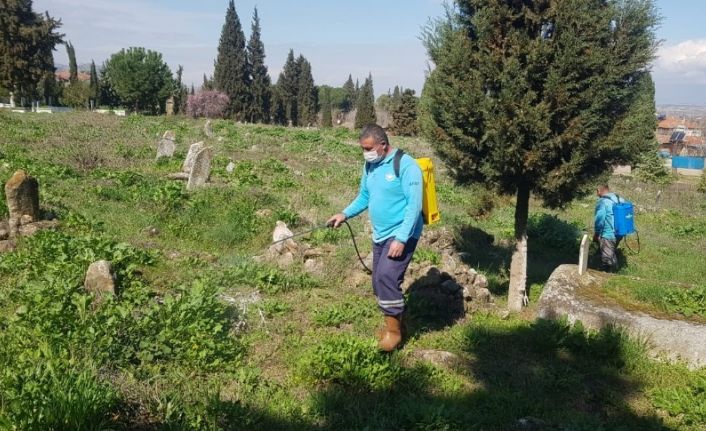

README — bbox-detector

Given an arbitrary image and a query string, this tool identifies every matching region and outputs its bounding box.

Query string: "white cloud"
[654,39,706,83]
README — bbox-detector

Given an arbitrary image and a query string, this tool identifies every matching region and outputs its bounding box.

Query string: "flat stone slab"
[167,172,190,181]
[538,264,706,369]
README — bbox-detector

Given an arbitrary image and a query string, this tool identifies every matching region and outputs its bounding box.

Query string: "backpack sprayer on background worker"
[603,194,640,254]
[269,152,441,270]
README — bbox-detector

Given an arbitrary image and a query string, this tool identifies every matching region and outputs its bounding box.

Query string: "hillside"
[0,112,704,430]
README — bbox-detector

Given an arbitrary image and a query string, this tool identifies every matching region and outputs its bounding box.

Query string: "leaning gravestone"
[204,120,214,138]
[182,142,204,173]
[578,234,589,275]
[156,131,176,160]
[186,147,213,190]
[5,170,40,237]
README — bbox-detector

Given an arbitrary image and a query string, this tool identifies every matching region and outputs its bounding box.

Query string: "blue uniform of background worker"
[328,124,423,352]
[594,185,622,271]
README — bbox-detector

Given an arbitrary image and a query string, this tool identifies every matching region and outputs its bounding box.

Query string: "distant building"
[656,116,705,157]
[55,70,90,84]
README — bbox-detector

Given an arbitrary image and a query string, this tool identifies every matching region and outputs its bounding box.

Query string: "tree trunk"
[508,185,530,312]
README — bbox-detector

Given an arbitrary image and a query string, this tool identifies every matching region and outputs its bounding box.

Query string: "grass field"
[0,111,704,430]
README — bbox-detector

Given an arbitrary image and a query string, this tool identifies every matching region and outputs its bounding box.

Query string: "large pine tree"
[296,55,317,126]
[354,73,376,128]
[247,7,271,123]
[213,0,250,120]
[0,0,63,104]
[420,0,658,311]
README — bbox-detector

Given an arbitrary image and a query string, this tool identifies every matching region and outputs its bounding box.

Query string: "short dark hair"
[359,124,389,146]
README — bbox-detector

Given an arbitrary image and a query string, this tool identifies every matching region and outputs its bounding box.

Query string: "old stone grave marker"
[183,142,204,173]
[156,130,176,160]
[5,170,39,237]
[187,147,213,190]
[578,234,589,275]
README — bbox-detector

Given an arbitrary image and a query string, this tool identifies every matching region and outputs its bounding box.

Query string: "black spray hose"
[623,230,641,255]
[341,220,372,274]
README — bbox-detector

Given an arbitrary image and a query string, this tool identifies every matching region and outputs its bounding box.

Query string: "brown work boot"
[378,315,402,352]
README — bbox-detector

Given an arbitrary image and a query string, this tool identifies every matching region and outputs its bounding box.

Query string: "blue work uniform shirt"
[343,149,424,244]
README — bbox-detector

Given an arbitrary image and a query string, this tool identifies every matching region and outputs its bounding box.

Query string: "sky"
[34,0,706,106]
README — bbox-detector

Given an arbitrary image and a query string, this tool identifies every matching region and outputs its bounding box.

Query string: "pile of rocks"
[403,228,495,319]
[1,170,59,252]
[256,221,329,275]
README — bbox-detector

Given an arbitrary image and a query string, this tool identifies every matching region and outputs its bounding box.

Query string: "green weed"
[215,261,317,295]
[260,299,292,318]
[312,301,372,327]
[651,374,706,426]
[413,247,442,266]
[297,335,402,391]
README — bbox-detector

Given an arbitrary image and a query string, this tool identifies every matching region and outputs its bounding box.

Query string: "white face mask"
[363,146,384,163]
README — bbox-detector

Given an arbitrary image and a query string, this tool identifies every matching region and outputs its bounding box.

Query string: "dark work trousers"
[599,237,621,271]
[371,237,418,316]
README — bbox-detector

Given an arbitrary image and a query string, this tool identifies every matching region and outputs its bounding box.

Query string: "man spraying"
[328,124,423,352]
[594,184,622,271]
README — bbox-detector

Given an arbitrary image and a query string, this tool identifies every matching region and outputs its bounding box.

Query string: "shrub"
[634,151,673,185]
[527,213,581,254]
[186,91,230,119]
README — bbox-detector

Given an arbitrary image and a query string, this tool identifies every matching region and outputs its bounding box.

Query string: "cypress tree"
[174,65,188,114]
[213,0,250,119]
[89,60,99,108]
[296,55,317,126]
[247,7,271,123]
[190,84,195,95]
[66,41,77,83]
[202,74,212,91]
[354,73,376,128]
[0,1,63,104]
[342,74,355,112]
[354,78,360,105]
[321,87,333,128]
[392,85,402,110]
[277,49,299,125]
[270,84,287,125]
[391,89,418,136]
[420,0,658,311]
